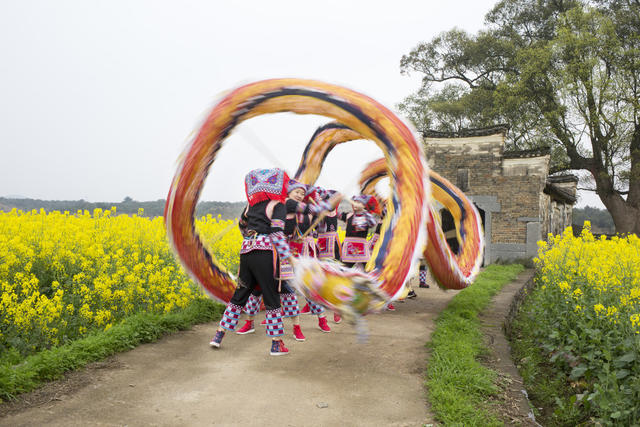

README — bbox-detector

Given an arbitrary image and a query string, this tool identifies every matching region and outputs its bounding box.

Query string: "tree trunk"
[601,195,640,235]
[588,124,640,236]
[595,167,640,235]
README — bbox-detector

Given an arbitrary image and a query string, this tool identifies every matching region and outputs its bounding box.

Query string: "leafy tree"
[400,0,640,234]
[573,205,615,231]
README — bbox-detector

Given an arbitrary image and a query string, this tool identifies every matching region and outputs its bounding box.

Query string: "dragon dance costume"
[310,188,343,323]
[316,189,341,261]
[235,200,306,341]
[340,195,378,269]
[240,180,333,335]
[210,168,293,355]
[285,181,331,331]
[165,80,484,347]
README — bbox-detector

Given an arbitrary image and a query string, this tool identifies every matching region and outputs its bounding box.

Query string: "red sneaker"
[300,303,311,314]
[387,303,396,311]
[236,320,255,335]
[333,312,342,324]
[293,324,306,341]
[270,339,289,356]
[260,319,267,325]
[318,316,331,332]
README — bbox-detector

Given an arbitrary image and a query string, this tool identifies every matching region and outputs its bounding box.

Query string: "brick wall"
[424,131,547,248]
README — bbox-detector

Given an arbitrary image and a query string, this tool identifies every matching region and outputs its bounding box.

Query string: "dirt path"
[480,269,540,426]
[1,284,458,427]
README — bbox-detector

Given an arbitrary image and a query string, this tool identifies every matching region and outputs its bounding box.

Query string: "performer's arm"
[238,205,249,237]
[353,211,378,230]
[269,203,292,260]
[289,198,331,216]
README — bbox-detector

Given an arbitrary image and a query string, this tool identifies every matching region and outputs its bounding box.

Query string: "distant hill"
[2,198,619,232]
[0,197,245,220]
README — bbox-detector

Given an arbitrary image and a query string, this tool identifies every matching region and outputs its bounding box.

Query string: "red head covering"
[244,168,290,206]
[352,194,381,215]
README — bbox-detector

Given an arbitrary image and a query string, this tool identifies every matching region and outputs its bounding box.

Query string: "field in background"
[0,208,242,364]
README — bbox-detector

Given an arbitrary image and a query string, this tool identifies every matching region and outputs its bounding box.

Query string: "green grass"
[0,298,223,402]
[426,264,524,426]
[509,296,590,426]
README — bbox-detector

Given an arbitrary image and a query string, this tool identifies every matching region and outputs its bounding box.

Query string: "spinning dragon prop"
[294,122,484,290]
[165,79,482,326]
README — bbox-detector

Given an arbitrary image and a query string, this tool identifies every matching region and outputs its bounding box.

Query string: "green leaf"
[616,352,636,364]
[615,369,630,379]
[611,411,622,419]
[569,365,587,380]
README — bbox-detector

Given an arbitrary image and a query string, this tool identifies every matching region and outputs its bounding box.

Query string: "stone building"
[423,125,577,264]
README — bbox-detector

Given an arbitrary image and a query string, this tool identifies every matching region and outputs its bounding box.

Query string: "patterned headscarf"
[352,194,381,214]
[314,187,336,201]
[245,168,290,206]
[287,179,307,195]
[352,194,370,205]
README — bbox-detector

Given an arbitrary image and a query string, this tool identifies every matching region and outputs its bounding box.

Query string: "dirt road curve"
[1,285,458,427]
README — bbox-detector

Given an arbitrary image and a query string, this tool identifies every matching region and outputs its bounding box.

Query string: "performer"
[209,168,293,356]
[235,285,306,339]
[285,180,337,332]
[367,200,384,255]
[338,195,398,311]
[419,262,430,288]
[233,209,306,341]
[316,189,341,261]
[340,195,378,269]
[312,188,343,323]
[235,182,339,339]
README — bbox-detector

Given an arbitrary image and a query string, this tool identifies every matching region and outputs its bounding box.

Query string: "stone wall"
[423,127,554,263]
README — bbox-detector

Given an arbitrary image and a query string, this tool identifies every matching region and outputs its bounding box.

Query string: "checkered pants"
[244,292,300,318]
[419,266,427,286]
[244,294,262,316]
[306,298,325,315]
[219,303,243,331]
[265,308,284,337]
[280,292,300,318]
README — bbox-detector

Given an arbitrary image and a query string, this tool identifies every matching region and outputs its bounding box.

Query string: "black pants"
[251,280,294,297]
[230,250,281,311]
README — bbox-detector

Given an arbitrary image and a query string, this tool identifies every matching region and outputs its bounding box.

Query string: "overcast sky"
[0,0,603,208]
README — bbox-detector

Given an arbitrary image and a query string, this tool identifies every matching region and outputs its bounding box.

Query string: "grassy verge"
[426,264,524,426]
[0,298,223,402]
[509,305,586,426]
